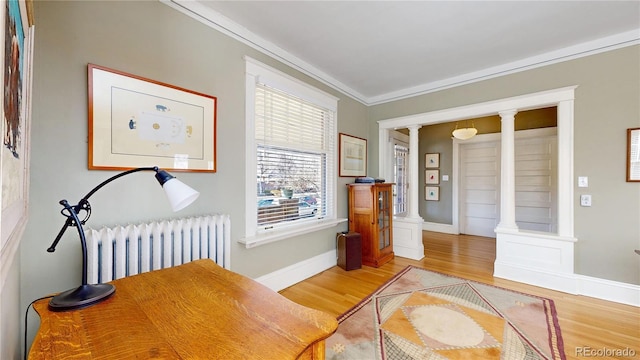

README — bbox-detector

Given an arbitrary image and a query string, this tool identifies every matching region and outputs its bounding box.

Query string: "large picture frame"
[1,0,34,284]
[339,133,367,177]
[88,64,217,172]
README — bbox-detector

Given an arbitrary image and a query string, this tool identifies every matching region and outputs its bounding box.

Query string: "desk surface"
[29,259,337,359]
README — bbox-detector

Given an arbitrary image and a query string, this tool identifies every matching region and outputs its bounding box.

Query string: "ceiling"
[165,1,640,105]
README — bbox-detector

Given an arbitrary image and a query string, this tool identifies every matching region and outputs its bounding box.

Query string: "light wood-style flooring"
[279,231,640,360]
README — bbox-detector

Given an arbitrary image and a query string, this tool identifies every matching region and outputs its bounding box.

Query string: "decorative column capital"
[499,109,518,121]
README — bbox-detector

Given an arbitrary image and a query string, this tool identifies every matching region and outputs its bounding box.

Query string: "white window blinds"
[255,83,335,228]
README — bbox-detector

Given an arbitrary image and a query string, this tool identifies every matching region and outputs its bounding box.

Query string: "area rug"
[326,266,565,359]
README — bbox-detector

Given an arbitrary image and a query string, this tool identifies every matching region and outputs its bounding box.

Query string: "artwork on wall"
[424,152,441,201]
[627,127,640,182]
[425,153,439,168]
[425,186,439,201]
[1,0,34,279]
[339,133,367,177]
[425,169,439,185]
[88,64,217,172]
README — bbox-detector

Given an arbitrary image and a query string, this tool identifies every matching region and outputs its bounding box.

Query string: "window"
[245,58,338,242]
[393,144,409,215]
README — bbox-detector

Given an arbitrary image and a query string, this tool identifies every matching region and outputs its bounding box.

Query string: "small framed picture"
[339,133,367,177]
[425,186,439,201]
[425,169,440,184]
[425,153,440,168]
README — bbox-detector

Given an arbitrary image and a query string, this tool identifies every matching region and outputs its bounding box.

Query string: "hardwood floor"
[279,231,640,360]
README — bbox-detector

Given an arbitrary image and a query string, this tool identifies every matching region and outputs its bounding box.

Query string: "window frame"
[241,57,341,248]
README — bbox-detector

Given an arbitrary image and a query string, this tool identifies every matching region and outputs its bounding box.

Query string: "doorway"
[458,127,558,237]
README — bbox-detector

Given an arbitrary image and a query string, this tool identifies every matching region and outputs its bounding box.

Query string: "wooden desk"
[29,259,337,359]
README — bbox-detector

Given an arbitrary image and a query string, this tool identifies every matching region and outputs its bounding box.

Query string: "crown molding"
[161,0,369,104]
[162,0,639,106]
[367,29,640,105]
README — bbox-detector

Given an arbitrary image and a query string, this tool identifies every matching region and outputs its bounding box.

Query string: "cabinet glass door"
[377,188,390,250]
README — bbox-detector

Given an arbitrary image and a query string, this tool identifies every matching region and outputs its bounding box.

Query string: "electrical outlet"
[580,194,592,207]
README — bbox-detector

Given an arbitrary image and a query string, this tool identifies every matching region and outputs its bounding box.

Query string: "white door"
[459,141,500,237]
[514,132,558,232]
[459,129,558,237]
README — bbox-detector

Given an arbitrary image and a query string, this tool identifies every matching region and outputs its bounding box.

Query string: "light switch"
[580,194,592,207]
[578,176,588,188]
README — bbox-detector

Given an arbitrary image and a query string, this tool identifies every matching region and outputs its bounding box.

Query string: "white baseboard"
[394,246,424,261]
[255,245,640,307]
[422,222,456,234]
[255,250,337,292]
[495,261,640,307]
[576,274,640,307]
[494,261,579,294]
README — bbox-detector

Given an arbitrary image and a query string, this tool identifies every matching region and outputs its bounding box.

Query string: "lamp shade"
[452,127,478,140]
[162,177,200,211]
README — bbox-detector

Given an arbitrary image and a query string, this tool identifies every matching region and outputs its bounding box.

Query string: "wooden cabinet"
[347,183,394,267]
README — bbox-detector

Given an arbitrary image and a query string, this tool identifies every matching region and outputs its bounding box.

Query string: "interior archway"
[378,86,578,294]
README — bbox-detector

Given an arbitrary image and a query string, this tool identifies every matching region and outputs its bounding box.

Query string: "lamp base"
[48,283,115,312]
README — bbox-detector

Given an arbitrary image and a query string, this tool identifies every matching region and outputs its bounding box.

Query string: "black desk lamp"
[46,166,199,311]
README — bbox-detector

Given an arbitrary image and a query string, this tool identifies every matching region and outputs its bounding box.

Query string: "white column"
[497,110,518,230]
[556,100,574,237]
[408,125,422,219]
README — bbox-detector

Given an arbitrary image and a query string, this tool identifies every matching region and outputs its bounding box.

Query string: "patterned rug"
[326,266,565,359]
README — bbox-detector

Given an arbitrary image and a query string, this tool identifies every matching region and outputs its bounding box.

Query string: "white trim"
[393,216,425,261]
[379,86,583,301]
[494,261,640,307]
[377,86,577,129]
[576,274,640,307]
[255,240,640,306]
[161,0,638,106]
[239,218,347,249]
[422,221,456,234]
[245,56,339,111]
[367,30,640,105]
[243,57,339,246]
[161,0,368,104]
[254,249,337,291]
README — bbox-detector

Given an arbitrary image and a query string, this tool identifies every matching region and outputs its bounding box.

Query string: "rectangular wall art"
[425,169,440,185]
[339,133,367,177]
[425,153,439,168]
[425,186,439,201]
[88,64,217,172]
[1,0,34,282]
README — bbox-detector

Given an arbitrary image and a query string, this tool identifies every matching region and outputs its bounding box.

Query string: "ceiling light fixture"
[452,120,478,140]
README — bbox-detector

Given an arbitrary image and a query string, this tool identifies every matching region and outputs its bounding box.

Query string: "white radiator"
[85,214,231,284]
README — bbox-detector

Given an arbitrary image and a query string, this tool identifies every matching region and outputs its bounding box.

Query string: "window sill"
[239,218,348,249]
